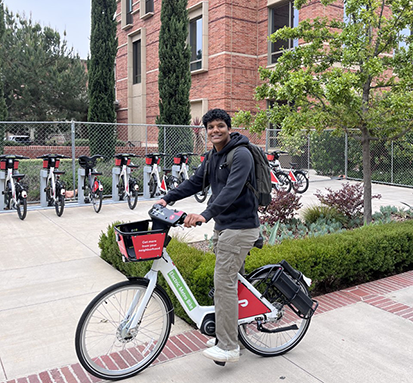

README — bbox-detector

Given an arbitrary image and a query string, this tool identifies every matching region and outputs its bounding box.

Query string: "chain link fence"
[1,122,412,205]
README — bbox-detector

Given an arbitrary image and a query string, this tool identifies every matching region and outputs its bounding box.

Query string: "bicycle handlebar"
[36,154,70,159]
[0,154,30,159]
[148,204,202,228]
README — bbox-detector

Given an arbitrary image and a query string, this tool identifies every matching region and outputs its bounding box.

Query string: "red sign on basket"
[131,233,165,260]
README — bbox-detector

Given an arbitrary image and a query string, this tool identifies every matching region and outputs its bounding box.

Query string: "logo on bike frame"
[167,269,196,311]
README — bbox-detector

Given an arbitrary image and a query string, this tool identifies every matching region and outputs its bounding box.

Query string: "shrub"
[302,205,346,225]
[314,182,381,220]
[259,191,302,225]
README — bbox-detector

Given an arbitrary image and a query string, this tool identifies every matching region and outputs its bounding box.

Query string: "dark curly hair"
[202,108,231,129]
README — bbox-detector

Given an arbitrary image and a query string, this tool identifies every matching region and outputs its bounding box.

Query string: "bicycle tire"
[45,181,54,207]
[127,182,138,210]
[118,177,125,201]
[194,187,208,203]
[148,174,157,198]
[238,274,311,356]
[274,171,292,193]
[4,182,11,209]
[75,279,174,380]
[165,176,179,206]
[91,190,103,213]
[292,170,309,194]
[55,194,65,217]
[16,196,27,220]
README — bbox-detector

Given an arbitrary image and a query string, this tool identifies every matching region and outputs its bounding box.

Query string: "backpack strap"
[202,150,212,193]
[224,145,259,200]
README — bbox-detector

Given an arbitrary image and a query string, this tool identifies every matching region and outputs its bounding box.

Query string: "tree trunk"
[361,126,372,224]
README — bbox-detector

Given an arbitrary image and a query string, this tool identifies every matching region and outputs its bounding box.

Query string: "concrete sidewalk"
[0,174,412,383]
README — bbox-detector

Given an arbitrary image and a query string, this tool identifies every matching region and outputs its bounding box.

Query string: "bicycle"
[145,153,178,205]
[265,152,292,193]
[78,155,104,213]
[75,204,318,380]
[267,151,309,194]
[193,152,210,203]
[0,154,29,220]
[37,154,69,217]
[114,153,139,210]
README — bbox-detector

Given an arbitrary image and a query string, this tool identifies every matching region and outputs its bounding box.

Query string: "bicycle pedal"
[214,361,226,367]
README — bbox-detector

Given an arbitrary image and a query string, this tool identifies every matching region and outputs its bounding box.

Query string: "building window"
[133,40,141,84]
[126,0,133,25]
[269,1,298,64]
[141,0,154,19]
[190,16,202,71]
[188,2,208,73]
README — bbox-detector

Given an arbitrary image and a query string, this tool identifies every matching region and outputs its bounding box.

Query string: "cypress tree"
[88,0,118,157]
[0,0,7,153]
[157,0,193,158]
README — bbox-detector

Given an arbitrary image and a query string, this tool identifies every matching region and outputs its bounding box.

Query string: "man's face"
[206,119,231,151]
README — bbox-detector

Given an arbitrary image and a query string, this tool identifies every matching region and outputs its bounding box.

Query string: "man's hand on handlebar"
[184,213,206,228]
[155,199,167,207]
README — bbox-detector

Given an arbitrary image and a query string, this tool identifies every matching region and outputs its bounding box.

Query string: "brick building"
[115,0,342,129]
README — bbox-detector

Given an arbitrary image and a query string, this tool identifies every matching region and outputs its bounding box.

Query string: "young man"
[157,108,260,363]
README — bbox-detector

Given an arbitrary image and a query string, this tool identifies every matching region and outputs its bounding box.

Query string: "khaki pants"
[212,227,260,350]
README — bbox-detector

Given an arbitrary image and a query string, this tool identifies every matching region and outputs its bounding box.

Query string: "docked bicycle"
[37,154,68,217]
[78,155,104,213]
[114,153,139,210]
[75,204,318,380]
[267,151,309,194]
[0,154,29,220]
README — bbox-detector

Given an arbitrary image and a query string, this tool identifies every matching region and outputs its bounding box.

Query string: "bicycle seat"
[12,173,25,179]
[78,155,102,169]
[127,164,139,169]
[289,162,298,168]
[163,168,172,173]
[54,170,66,175]
[91,171,103,176]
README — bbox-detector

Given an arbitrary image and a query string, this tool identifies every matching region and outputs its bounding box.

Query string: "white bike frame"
[121,248,281,334]
[4,166,27,206]
[271,159,298,184]
[47,165,66,203]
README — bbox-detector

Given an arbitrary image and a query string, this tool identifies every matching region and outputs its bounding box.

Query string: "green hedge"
[99,220,413,323]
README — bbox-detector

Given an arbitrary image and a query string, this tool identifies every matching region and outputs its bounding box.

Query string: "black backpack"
[202,143,272,207]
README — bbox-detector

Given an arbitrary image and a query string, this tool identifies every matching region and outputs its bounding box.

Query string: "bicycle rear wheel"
[238,274,311,356]
[75,279,173,380]
[148,174,157,198]
[16,196,27,220]
[292,170,309,193]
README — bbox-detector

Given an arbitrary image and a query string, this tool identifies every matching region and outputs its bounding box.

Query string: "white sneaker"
[206,338,217,347]
[202,345,240,363]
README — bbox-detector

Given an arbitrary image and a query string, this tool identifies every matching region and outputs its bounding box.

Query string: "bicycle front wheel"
[292,170,309,193]
[91,190,103,213]
[274,171,292,193]
[75,279,174,381]
[17,197,27,220]
[127,179,138,210]
[148,174,157,198]
[55,194,65,217]
[238,276,311,356]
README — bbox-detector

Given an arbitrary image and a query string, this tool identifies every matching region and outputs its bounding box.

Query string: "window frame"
[188,2,208,74]
[141,0,154,20]
[268,0,299,65]
[132,39,142,85]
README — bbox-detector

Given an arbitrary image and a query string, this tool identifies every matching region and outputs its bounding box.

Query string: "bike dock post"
[172,165,180,179]
[143,166,152,199]
[39,169,49,207]
[78,168,86,205]
[112,167,121,201]
[0,171,5,210]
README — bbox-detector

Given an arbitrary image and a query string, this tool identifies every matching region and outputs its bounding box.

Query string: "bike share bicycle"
[193,152,210,203]
[75,204,318,380]
[114,153,139,210]
[145,153,178,204]
[0,154,29,220]
[78,155,104,213]
[37,154,68,217]
[267,151,309,193]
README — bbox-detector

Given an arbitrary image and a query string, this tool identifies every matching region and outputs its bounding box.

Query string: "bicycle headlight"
[60,188,66,195]
[21,190,28,198]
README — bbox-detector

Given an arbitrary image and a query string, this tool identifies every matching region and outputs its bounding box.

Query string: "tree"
[234,0,413,224]
[88,0,118,157]
[0,0,7,153]
[0,8,88,125]
[157,0,193,160]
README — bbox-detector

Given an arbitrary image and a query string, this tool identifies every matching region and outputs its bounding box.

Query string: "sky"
[3,0,91,59]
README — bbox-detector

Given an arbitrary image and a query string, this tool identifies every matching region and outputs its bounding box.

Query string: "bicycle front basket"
[114,220,166,262]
